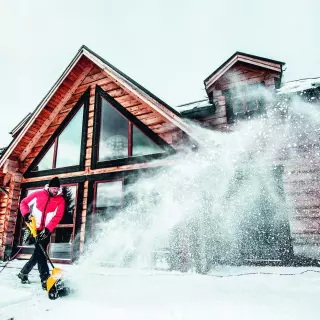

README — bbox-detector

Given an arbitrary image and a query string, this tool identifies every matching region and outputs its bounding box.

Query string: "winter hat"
[49,177,61,188]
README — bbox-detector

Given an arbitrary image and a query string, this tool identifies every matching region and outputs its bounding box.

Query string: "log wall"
[282,146,320,259]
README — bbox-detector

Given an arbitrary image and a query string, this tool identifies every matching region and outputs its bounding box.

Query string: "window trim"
[24,88,90,178]
[15,180,84,263]
[91,85,175,170]
[84,167,163,245]
[224,82,265,123]
[90,178,124,236]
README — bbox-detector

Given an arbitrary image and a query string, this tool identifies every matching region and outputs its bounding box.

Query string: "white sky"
[0,0,319,147]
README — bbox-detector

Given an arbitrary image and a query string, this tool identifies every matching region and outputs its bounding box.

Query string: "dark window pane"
[96,181,123,207]
[99,98,128,161]
[55,106,83,168]
[49,227,73,260]
[95,181,123,223]
[132,125,163,157]
[60,185,77,224]
[32,143,54,171]
[245,84,260,112]
[233,94,244,114]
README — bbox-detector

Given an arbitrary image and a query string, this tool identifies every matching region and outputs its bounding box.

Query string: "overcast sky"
[0,0,319,147]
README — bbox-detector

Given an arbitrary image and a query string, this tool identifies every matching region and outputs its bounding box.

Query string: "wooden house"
[0,46,197,263]
[0,47,319,267]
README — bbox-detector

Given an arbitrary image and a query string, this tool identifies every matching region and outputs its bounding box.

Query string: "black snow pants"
[20,236,51,282]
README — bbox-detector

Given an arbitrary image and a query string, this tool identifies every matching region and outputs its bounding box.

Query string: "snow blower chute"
[25,217,70,300]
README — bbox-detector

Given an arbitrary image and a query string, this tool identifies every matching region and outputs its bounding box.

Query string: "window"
[17,184,79,261]
[99,99,129,161]
[92,180,123,233]
[224,82,265,122]
[25,89,89,178]
[49,185,77,260]
[132,125,163,157]
[98,97,164,162]
[32,106,84,171]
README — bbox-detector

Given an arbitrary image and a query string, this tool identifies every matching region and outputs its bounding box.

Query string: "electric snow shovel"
[25,217,70,300]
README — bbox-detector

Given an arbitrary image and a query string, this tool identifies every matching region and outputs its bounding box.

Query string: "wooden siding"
[282,150,320,259]
[0,173,22,258]
[9,56,93,163]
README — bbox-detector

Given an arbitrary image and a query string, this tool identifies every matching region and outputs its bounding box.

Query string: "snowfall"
[0,260,320,320]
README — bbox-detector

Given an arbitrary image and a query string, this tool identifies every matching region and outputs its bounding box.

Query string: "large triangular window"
[132,125,163,157]
[26,89,89,177]
[93,86,174,168]
[33,107,84,171]
[98,97,163,161]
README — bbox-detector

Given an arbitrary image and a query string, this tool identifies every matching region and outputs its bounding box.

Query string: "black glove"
[22,228,35,245]
[38,228,51,240]
[24,213,32,224]
[22,228,31,244]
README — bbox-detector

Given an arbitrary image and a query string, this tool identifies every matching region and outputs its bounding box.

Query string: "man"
[18,177,65,289]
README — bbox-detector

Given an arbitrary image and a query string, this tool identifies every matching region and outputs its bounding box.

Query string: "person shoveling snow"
[17,177,70,299]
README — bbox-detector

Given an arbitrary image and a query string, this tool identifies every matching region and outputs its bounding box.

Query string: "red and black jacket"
[20,185,65,232]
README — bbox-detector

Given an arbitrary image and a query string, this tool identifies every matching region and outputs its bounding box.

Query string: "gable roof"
[204,51,285,90]
[0,45,199,168]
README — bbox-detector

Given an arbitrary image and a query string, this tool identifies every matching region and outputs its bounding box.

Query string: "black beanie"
[49,177,60,188]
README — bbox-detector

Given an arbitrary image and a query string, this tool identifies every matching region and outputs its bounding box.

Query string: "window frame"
[90,178,124,235]
[24,88,90,178]
[91,85,175,170]
[224,82,265,123]
[14,178,85,263]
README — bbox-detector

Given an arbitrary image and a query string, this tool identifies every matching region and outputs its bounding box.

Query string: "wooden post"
[79,180,89,254]
[1,172,23,260]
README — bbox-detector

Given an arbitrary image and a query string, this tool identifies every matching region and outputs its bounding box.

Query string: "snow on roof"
[173,99,213,114]
[277,77,320,95]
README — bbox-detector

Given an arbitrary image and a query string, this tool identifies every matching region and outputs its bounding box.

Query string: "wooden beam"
[3,160,18,174]
[19,64,93,162]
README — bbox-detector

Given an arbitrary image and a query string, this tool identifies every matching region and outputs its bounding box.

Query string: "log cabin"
[0,47,319,268]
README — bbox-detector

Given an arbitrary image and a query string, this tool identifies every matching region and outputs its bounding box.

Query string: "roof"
[0,147,6,158]
[204,51,285,89]
[82,46,182,118]
[277,77,320,95]
[9,113,32,137]
[0,46,199,168]
[174,99,215,119]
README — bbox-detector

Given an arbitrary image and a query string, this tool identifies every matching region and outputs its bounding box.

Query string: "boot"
[41,279,47,290]
[18,272,30,284]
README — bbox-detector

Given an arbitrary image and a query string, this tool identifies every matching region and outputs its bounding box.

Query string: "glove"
[38,228,51,241]
[22,228,35,245]
[22,228,31,244]
[24,213,32,224]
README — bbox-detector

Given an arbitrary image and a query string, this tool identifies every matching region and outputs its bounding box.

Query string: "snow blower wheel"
[48,278,71,300]
[48,285,59,300]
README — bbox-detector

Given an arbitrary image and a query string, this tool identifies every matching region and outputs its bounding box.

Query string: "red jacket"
[20,185,65,233]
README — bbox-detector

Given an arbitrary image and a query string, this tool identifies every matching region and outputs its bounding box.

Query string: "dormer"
[204,52,285,124]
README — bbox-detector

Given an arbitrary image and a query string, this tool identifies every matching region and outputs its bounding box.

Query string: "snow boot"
[18,272,30,284]
[42,280,47,290]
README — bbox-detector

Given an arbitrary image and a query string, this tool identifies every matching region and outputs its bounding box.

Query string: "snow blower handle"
[25,216,37,238]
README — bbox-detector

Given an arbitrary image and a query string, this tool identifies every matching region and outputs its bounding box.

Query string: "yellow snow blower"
[26,216,70,300]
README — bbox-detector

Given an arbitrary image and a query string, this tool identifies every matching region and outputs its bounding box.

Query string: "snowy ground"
[1,260,320,320]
